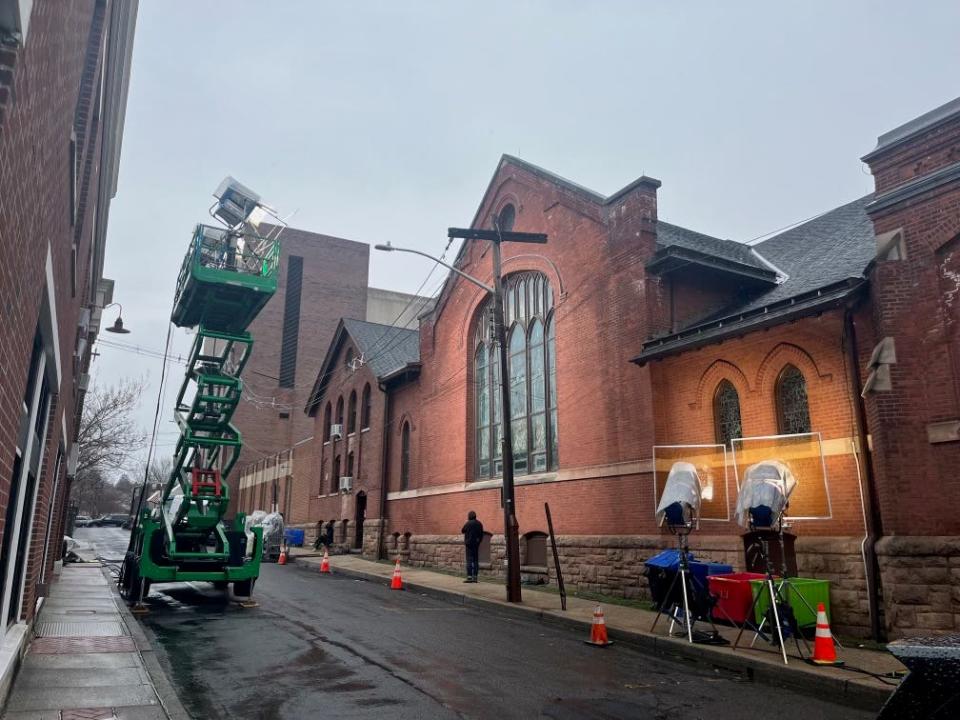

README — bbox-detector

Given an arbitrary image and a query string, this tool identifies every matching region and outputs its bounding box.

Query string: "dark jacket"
[462,518,484,548]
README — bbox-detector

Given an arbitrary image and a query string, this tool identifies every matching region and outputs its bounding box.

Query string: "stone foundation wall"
[382,528,873,637]
[876,536,960,638]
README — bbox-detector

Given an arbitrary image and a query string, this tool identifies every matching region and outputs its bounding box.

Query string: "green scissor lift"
[120,224,280,604]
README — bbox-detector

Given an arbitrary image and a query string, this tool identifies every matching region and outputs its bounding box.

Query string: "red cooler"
[709,572,767,624]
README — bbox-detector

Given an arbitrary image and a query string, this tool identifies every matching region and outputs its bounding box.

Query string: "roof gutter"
[634,279,867,365]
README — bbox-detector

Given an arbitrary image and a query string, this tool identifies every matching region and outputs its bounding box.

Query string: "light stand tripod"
[733,513,824,665]
[650,520,728,645]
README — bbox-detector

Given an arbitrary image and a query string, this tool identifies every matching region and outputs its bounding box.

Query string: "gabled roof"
[342,318,420,379]
[649,221,779,284]
[635,195,876,363]
[305,318,420,415]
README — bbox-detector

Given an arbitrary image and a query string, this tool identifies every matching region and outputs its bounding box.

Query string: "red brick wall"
[863,116,960,537]
[648,312,868,537]
[382,160,660,537]
[0,0,113,622]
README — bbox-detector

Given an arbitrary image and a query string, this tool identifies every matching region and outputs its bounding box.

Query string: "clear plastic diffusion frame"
[731,432,832,521]
[652,445,731,522]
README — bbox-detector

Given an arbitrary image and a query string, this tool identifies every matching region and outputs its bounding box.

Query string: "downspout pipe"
[376,382,391,561]
[843,304,886,642]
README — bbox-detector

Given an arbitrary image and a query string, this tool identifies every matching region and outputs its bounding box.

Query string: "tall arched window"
[714,380,742,447]
[335,396,344,429]
[346,451,354,478]
[361,383,372,429]
[323,402,332,441]
[776,364,811,434]
[347,390,357,434]
[474,272,557,478]
[332,455,341,494]
[400,422,411,490]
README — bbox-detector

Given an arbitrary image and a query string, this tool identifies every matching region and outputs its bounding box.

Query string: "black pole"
[492,238,522,603]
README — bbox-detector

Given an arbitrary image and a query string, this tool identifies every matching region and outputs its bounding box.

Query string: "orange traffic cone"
[278,547,287,565]
[390,559,404,590]
[585,605,613,647]
[811,602,841,665]
[319,549,331,574]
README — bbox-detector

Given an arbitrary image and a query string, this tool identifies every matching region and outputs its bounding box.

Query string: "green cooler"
[749,577,830,628]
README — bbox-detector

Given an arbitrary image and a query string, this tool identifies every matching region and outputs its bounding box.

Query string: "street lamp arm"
[374,243,494,295]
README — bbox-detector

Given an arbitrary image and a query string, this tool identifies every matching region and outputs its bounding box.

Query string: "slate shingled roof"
[636,195,876,362]
[341,318,420,379]
[655,221,771,273]
[305,318,420,414]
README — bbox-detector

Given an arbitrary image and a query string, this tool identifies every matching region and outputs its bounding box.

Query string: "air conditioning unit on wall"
[339,476,353,493]
[330,423,343,440]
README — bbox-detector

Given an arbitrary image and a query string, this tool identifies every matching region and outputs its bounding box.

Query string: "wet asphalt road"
[75,527,870,720]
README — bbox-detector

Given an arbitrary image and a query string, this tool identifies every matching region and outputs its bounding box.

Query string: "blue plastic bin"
[284,528,305,547]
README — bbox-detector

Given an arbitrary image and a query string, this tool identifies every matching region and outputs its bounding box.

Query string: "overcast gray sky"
[97,0,959,470]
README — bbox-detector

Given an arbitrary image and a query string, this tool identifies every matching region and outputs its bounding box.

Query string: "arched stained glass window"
[714,380,742,447]
[776,365,811,435]
[474,272,557,479]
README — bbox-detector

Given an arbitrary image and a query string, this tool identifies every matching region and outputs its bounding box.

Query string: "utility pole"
[447,225,547,603]
[376,224,547,604]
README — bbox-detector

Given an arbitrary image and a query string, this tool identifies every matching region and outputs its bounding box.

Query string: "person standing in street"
[461,511,483,583]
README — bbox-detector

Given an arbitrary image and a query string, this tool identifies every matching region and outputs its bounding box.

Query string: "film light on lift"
[649,462,730,645]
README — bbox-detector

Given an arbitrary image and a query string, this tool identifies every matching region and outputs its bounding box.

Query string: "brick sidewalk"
[291,549,904,712]
[2,564,186,720]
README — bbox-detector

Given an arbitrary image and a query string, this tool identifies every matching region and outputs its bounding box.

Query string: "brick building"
[259,96,960,640]
[230,227,430,471]
[0,0,136,698]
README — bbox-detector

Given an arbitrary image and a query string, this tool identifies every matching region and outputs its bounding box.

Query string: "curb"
[294,556,892,712]
[102,567,192,720]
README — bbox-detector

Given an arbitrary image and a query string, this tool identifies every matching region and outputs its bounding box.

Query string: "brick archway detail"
[694,360,751,410]
[756,342,830,394]
[457,264,564,350]
[925,214,960,254]
[396,413,416,436]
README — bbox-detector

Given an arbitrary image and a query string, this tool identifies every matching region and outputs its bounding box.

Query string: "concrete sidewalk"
[291,549,904,712]
[2,564,188,720]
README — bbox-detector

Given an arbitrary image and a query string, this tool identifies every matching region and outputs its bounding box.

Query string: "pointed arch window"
[361,383,372,429]
[323,402,332,441]
[331,455,341,494]
[347,390,357,434]
[776,365,811,434]
[400,422,411,491]
[473,272,557,479]
[714,380,742,447]
[335,396,344,428]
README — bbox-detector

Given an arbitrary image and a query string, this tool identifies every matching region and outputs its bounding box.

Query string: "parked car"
[74,515,93,528]
[95,513,131,528]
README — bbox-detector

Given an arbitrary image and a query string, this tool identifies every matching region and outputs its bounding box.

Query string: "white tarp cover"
[656,462,702,525]
[735,460,798,528]
[245,511,284,550]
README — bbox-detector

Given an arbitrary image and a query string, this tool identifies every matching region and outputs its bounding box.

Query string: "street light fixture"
[103,303,131,334]
[375,224,548,604]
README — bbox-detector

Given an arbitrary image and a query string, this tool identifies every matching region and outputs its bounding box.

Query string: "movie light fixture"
[650,462,728,645]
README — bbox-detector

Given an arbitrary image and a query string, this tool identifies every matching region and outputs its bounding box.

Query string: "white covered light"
[735,460,798,528]
[656,461,702,527]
